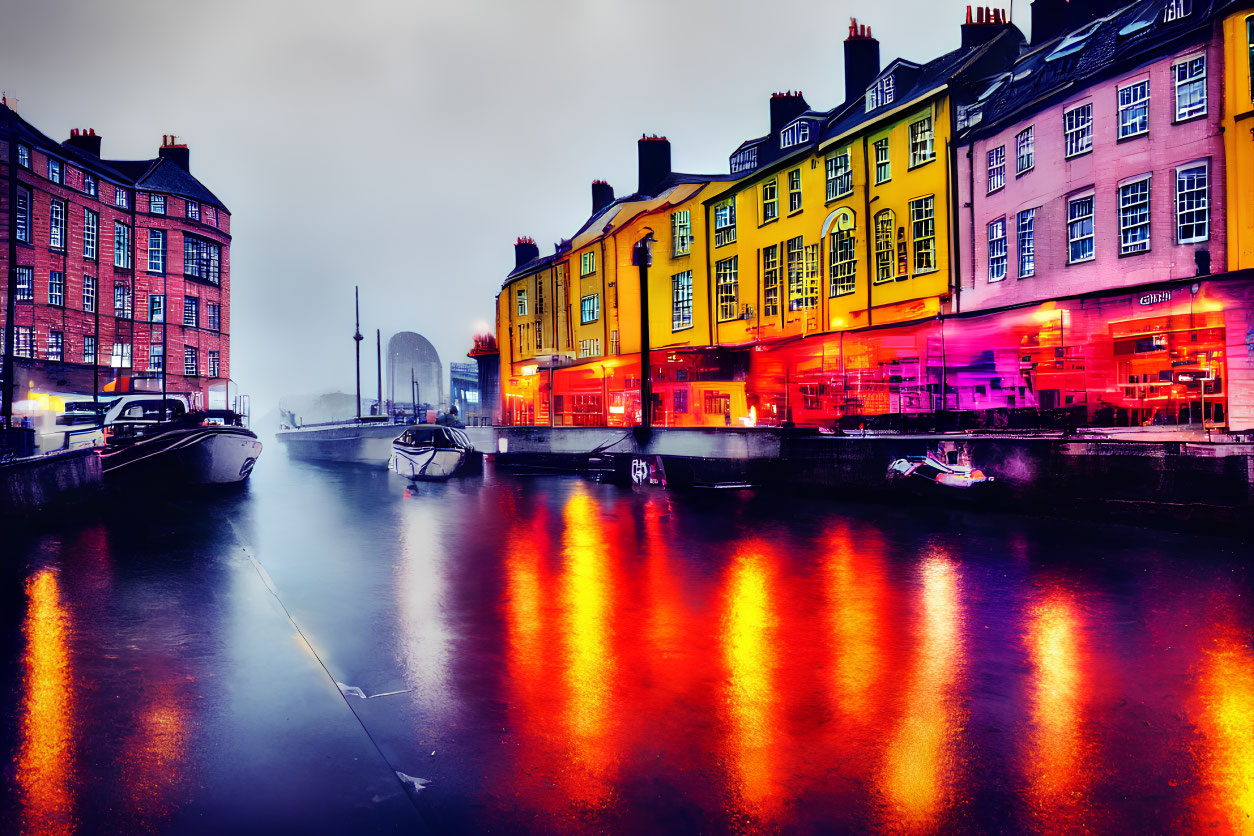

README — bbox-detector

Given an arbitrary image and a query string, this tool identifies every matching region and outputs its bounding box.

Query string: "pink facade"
[957,38,1226,312]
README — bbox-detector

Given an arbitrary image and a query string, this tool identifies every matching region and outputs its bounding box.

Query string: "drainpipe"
[3,117,18,429]
[965,142,976,317]
[861,134,875,327]
[634,230,655,430]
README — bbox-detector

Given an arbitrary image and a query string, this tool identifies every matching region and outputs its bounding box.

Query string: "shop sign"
[1138,290,1173,306]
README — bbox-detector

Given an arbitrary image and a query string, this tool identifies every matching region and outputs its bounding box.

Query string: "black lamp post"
[632,229,655,431]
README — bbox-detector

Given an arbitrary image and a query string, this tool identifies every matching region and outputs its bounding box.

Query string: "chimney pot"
[842,20,880,105]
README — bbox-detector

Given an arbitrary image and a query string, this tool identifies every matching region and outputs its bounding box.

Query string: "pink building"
[956,10,1226,313]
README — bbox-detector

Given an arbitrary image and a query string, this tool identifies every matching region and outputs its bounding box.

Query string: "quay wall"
[0,448,102,516]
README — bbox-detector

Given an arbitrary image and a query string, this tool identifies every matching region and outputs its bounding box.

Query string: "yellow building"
[1223,8,1254,271]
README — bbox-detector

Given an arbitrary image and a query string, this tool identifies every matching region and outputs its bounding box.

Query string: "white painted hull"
[389,446,467,481]
[274,422,403,466]
[103,427,263,484]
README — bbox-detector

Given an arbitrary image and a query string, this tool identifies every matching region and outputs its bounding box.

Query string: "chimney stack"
[769,91,809,135]
[158,134,190,171]
[591,180,615,215]
[63,127,101,157]
[843,19,881,106]
[514,236,539,270]
[637,135,671,197]
[962,5,1014,47]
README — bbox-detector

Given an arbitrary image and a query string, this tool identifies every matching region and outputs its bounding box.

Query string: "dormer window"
[730,147,758,174]
[1162,0,1188,23]
[779,121,811,149]
[866,75,895,111]
[47,159,62,184]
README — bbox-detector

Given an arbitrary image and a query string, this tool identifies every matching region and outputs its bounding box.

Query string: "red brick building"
[1,101,231,424]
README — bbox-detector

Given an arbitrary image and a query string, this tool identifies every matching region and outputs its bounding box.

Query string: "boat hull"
[274,422,403,466]
[103,427,263,485]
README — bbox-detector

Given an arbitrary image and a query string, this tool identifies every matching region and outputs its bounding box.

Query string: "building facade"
[2,104,231,424]
[496,0,1254,435]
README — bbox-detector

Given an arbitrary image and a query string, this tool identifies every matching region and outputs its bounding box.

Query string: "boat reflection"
[17,569,78,836]
[879,552,966,832]
[1192,608,1254,830]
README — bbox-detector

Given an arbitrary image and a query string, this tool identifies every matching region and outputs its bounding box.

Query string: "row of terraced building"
[495,0,1254,436]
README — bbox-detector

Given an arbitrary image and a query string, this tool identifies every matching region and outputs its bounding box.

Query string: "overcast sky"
[0,0,1017,416]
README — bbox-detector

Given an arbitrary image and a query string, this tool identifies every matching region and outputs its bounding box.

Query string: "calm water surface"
[2,448,1253,834]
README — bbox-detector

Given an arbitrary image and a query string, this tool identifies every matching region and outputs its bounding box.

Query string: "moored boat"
[275,416,406,466]
[101,409,262,484]
[389,425,482,481]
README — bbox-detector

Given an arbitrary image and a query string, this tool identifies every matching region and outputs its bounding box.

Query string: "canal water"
[2,449,1253,834]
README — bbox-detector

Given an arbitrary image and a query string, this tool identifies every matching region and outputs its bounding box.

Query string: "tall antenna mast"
[354,286,363,420]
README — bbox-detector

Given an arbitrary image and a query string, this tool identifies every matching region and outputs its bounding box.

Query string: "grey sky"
[1,0,1006,416]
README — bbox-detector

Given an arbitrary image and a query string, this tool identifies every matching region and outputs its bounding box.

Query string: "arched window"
[829,211,857,297]
[874,210,895,283]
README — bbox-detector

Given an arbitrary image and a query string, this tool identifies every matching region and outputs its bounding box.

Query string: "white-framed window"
[114,187,128,208]
[987,219,1007,282]
[205,206,217,227]
[874,138,890,183]
[578,338,600,358]
[762,178,778,222]
[83,209,98,259]
[829,228,856,296]
[207,302,221,331]
[110,341,131,368]
[1064,103,1093,158]
[716,256,739,321]
[516,288,527,316]
[184,296,199,327]
[15,187,30,243]
[786,236,805,311]
[148,344,164,371]
[114,222,132,268]
[987,146,1006,193]
[580,293,599,324]
[148,229,166,272]
[1118,80,1150,139]
[1017,209,1036,278]
[17,144,30,168]
[83,276,96,312]
[150,194,166,214]
[780,121,811,149]
[47,159,62,183]
[874,210,895,283]
[804,243,820,310]
[714,199,736,246]
[787,169,802,213]
[580,251,595,276]
[671,210,691,257]
[114,283,133,319]
[14,326,33,358]
[1067,193,1095,263]
[763,244,780,316]
[866,75,895,110]
[83,175,96,197]
[150,294,164,322]
[49,199,66,249]
[909,117,934,167]
[826,149,852,200]
[672,270,693,330]
[910,196,936,274]
[186,199,200,221]
[1176,162,1209,243]
[730,147,758,174]
[48,270,65,306]
[47,331,63,362]
[15,267,33,301]
[208,350,220,378]
[1174,54,1207,120]
[184,347,198,376]
[1118,176,1152,254]
[1015,126,1034,174]
[83,335,96,365]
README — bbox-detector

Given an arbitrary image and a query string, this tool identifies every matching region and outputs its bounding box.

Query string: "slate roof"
[959,0,1237,140]
[108,156,229,211]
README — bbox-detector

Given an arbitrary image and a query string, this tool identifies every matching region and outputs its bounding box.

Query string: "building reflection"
[17,569,78,836]
[721,542,781,820]
[397,501,454,718]
[120,680,191,832]
[880,553,965,832]
[1193,613,1254,830]
[1023,584,1093,833]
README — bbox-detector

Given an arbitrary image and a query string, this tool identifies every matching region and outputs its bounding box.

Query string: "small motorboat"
[101,408,262,485]
[887,442,993,490]
[389,425,482,481]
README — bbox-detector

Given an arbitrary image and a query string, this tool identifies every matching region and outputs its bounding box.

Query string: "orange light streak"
[1193,619,1254,830]
[16,570,78,836]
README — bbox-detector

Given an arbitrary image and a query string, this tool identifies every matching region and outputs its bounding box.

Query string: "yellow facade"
[1223,10,1254,271]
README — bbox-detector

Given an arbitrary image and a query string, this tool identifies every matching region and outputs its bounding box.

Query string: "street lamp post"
[632,230,655,431]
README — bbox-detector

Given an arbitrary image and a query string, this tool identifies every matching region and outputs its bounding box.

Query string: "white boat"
[275,416,408,466]
[887,442,994,490]
[100,398,262,485]
[389,425,482,481]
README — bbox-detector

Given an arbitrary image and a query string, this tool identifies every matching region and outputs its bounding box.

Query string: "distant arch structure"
[387,331,443,412]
